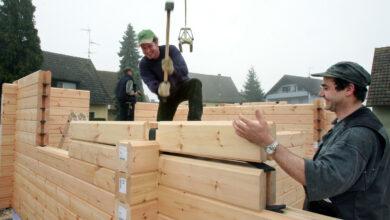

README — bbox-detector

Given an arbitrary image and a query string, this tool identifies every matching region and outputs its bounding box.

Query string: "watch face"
[266,146,274,154]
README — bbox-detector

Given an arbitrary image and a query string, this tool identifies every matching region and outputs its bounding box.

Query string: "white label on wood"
[119,177,127,194]
[118,205,127,220]
[313,141,318,148]
[118,145,128,161]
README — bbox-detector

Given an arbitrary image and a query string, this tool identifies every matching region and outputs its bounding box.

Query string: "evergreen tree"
[0,0,43,94]
[242,67,265,102]
[117,23,145,102]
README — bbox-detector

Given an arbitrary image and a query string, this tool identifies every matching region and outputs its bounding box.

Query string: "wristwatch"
[265,140,279,155]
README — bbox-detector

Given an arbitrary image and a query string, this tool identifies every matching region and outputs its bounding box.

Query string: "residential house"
[189,73,242,106]
[367,46,390,134]
[41,51,112,119]
[266,75,322,104]
[96,71,242,107]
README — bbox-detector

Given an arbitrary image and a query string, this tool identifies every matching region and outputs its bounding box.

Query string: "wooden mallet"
[158,1,174,100]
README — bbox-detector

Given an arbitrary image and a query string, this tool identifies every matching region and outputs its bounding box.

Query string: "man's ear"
[345,83,355,97]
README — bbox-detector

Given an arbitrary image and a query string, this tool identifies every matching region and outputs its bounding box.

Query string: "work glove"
[158,81,170,98]
[162,57,174,75]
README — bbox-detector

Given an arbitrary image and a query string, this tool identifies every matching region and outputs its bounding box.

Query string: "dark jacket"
[115,75,137,103]
[304,106,390,219]
[139,45,189,99]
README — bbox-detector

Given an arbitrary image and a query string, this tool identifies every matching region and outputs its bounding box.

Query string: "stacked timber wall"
[48,88,90,149]
[0,83,17,209]
[1,70,337,219]
[134,101,336,208]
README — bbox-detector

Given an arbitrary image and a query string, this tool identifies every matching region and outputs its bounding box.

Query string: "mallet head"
[165,1,174,11]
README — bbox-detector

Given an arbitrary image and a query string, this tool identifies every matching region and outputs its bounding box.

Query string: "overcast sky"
[32,0,390,99]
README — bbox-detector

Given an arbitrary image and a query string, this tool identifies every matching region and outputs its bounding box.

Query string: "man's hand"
[162,57,174,75]
[135,90,143,97]
[232,110,274,147]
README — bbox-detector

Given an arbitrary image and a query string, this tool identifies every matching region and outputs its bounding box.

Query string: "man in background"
[138,29,203,121]
[115,68,141,121]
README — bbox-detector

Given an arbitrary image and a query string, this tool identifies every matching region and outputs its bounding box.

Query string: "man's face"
[140,41,160,59]
[318,77,346,112]
[126,70,132,76]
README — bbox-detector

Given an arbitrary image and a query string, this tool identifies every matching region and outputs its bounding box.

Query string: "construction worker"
[137,29,203,121]
[115,68,141,121]
[233,62,390,219]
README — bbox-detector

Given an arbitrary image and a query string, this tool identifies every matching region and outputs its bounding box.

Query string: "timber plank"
[16,120,39,133]
[1,103,16,115]
[159,154,266,211]
[15,162,112,220]
[1,93,17,106]
[16,95,40,110]
[0,166,14,177]
[15,142,116,193]
[1,135,15,146]
[50,97,90,108]
[50,87,90,99]
[16,108,41,121]
[14,172,78,220]
[0,144,14,155]
[116,140,159,174]
[49,106,89,116]
[157,121,274,162]
[2,83,17,95]
[277,131,306,148]
[69,140,117,170]
[15,152,115,214]
[70,121,147,145]
[158,185,277,220]
[115,171,158,205]
[0,155,13,166]
[17,82,41,99]
[0,197,11,209]
[131,200,158,219]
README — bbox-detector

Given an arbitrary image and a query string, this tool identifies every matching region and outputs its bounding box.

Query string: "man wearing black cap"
[233,61,390,219]
[115,68,141,121]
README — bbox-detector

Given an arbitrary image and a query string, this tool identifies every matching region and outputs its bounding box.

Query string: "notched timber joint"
[317,119,321,122]
[39,132,47,136]
[42,94,48,98]
[266,204,286,213]
[248,162,275,172]
[40,144,46,147]
[40,107,45,110]
[40,120,46,123]
[42,82,50,86]
[317,129,322,132]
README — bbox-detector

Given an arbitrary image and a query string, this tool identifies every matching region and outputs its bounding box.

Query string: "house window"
[57,81,77,89]
[89,112,95,119]
[282,86,291,93]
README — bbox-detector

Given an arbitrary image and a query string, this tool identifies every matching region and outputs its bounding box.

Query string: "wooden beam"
[15,141,116,193]
[50,96,90,108]
[70,121,148,145]
[131,200,158,219]
[50,87,90,99]
[115,171,158,205]
[116,140,159,174]
[158,185,277,220]
[15,162,112,220]
[159,154,266,211]
[15,152,115,214]
[2,83,17,95]
[157,121,276,162]
[69,139,117,170]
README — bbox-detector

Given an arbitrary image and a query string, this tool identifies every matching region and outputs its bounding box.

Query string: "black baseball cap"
[311,61,371,87]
